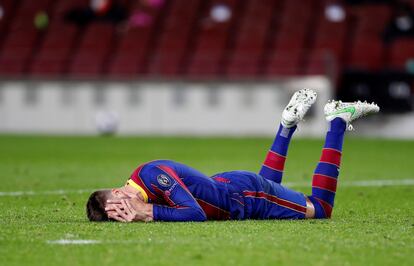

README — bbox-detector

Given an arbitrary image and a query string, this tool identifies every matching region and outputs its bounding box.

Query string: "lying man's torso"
[129,160,307,220]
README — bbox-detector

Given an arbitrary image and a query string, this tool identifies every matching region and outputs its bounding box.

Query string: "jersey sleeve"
[141,164,207,222]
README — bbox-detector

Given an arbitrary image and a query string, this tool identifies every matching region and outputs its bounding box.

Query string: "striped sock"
[308,118,346,218]
[259,124,296,183]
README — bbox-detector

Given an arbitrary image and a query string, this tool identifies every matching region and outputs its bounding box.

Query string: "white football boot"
[281,88,317,128]
[324,100,380,130]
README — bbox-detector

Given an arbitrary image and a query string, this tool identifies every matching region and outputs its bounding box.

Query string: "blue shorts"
[212,171,307,220]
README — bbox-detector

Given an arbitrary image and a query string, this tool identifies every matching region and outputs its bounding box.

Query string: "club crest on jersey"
[157,174,171,187]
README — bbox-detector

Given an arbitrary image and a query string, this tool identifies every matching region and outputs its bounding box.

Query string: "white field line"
[47,239,101,245]
[47,239,148,245]
[1,179,414,197]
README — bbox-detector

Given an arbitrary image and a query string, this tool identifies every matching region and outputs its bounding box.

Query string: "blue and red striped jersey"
[129,160,307,221]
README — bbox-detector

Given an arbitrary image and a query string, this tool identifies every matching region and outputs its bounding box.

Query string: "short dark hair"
[86,190,111,222]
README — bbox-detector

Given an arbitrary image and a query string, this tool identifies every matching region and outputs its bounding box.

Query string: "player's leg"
[259,89,317,183]
[308,100,379,218]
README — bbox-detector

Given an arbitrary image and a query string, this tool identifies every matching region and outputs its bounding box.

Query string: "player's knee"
[307,196,333,219]
[318,211,332,219]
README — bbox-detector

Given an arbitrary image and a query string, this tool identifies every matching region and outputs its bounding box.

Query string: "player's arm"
[109,165,206,222]
[149,165,207,222]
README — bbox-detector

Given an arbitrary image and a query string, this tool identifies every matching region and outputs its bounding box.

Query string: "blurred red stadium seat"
[0,0,411,79]
[30,24,78,77]
[348,38,384,71]
[389,39,414,69]
[68,23,115,78]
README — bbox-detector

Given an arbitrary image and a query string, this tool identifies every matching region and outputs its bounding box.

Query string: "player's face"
[105,188,134,215]
[106,186,144,220]
[111,187,133,200]
[111,185,143,201]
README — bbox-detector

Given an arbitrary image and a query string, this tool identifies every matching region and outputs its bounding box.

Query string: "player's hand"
[106,199,133,222]
[105,198,153,222]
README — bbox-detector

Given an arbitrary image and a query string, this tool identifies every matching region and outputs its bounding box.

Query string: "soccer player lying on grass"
[86,89,379,222]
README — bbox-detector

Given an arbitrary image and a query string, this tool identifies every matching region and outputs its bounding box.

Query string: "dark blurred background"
[0,0,413,135]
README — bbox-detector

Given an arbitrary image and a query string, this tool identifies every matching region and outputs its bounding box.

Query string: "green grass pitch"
[0,135,413,265]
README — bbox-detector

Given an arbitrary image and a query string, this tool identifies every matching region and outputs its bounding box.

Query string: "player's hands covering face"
[105,198,153,222]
